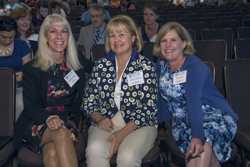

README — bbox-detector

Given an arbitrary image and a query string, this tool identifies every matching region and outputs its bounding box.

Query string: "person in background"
[0,16,31,119]
[140,3,160,43]
[32,0,49,33]
[82,15,158,167]
[77,3,107,61]
[11,2,38,57]
[80,2,111,26]
[48,0,70,17]
[120,0,136,12]
[173,0,185,7]
[154,21,238,167]
[110,0,121,8]
[14,14,86,167]
[22,0,39,10]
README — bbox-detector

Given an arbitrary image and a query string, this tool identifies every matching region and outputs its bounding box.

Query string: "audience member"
[14,14,86,167]
[120,0,136,12]
[11,3,38,57]
[77,3,107,61]
[154,21,238,167]
[82,15,158,167]
[140,3,160,43]
[32,0,49,32]
[110,0,121,8]
[0,16,31,119]
[48,0,70,17]
[173,0,185,7]
[80,2,111,26]
[22,0,39,10]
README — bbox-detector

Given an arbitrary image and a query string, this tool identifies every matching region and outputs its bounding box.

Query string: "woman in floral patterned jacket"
[82,15,158,167]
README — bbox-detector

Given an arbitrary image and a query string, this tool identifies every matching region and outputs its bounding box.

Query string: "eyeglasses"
[108,32,130,39]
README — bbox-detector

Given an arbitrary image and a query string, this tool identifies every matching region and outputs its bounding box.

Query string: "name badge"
[127,70,144,86]
[173,70,187,85]
[64,70,79,87]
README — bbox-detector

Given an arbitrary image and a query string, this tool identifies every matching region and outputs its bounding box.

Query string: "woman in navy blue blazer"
[154,22,238,167]
[15,14,85,167]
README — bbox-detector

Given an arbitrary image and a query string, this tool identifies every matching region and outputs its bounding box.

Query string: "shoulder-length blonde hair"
[105,15,143,53]
[34,14,81,71]
[153,21,195,57]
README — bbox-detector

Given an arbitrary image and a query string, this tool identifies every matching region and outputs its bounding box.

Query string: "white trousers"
[86,125,157,167]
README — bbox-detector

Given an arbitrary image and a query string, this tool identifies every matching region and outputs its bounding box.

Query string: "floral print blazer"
[82,51,158,127]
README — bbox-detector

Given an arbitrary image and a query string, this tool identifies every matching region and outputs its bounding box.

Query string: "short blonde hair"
[153,22,195,57]
[34,14,81,71]
[105,15,143,53]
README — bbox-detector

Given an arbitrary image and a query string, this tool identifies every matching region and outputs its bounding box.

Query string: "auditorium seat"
[0,68,16,167]
[224,59,250,167]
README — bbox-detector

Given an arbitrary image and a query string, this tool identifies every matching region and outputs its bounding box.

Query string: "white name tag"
[64,70,79,87]
[127,70,144,86]
[173,70,187,85]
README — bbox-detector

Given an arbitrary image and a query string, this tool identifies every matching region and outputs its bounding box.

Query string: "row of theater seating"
[68,4,250,61]
[1,48,250,166]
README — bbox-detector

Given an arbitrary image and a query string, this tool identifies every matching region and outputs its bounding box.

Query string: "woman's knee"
[86,139,109,158]
[117,149,141,167]
[43,143,57,159]
[52,128,72,141]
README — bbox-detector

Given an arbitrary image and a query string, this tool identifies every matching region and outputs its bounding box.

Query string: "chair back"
[237,27,250,39]
[142,43,158,63]
[234,38,250,59]
[92,44,105,60]
[200,28,234,58]
[0,68,15,137]
[224,59,250,129]
[194,39,227,96]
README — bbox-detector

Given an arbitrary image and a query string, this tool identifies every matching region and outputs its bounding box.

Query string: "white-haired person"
[14,14,87,167]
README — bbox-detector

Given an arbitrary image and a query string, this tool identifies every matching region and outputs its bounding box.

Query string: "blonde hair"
[153,22,195,57]
[105,15,143,53]
[34,14,81,71]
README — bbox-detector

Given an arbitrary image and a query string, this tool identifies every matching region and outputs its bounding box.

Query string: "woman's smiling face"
[109,24,135,56]
[47,21,69,54]
[160,30,186,62]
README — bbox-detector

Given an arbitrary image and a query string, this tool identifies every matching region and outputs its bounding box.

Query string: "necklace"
[115,56,130,81]
[0,43,13,57]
